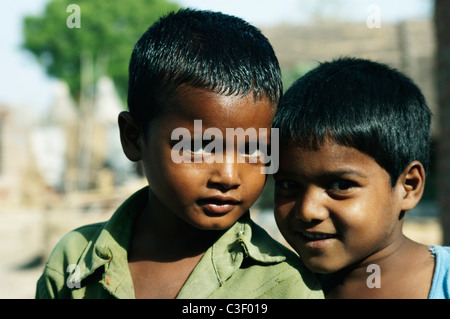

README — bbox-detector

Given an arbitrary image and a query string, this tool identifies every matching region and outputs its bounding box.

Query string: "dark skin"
[119,88,274,298]
[120,109,216,299]
[127,195,222,299]
[274,140,436,299]
[320,238,435,298]
[320,162,435,299]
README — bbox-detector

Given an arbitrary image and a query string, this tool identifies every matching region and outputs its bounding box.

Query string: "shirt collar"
[209,212,287,285]
[74,187,147,298]
[72,186,287,297]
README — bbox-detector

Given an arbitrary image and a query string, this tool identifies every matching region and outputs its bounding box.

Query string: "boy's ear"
[397,161,426,211]
[118,111,143,162]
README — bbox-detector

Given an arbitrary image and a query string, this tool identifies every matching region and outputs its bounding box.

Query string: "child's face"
[140,87,274,231]
[274,140,405,274]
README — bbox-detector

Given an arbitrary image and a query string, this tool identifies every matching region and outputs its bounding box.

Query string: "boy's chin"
[299,257,343,275]
[187,217,239,232]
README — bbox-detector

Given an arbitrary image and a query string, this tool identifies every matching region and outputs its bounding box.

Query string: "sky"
[0,0,433,116]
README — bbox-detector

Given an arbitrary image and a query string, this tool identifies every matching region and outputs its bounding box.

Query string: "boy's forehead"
[169,86,275,118]
[279,140,388,178]
[143,86,276,138]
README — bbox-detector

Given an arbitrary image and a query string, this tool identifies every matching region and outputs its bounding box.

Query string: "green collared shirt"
[36,187,323,299]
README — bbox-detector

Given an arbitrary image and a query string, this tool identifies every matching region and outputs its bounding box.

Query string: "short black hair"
[273,57,432,186]
[127,8,282,130]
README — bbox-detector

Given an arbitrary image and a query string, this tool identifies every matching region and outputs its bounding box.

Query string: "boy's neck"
[319,236,435,299]
[127,189,227,299]
[129,190,224,261]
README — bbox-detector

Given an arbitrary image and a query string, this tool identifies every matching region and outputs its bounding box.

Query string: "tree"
[23,0,179,104]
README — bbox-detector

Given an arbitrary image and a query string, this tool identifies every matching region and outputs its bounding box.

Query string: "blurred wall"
[262,20,437,134]
[435,0,450,246]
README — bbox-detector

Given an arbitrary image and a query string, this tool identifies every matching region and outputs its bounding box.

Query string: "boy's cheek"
[273,206,292,229]
[274,196,296,216]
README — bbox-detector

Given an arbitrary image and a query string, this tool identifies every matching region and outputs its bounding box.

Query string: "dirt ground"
[0,192,443,299]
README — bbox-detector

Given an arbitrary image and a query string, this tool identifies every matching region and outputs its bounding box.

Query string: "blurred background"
[0,0,448,298]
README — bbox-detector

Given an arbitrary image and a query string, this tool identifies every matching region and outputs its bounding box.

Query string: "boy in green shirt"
[36,8,323,299]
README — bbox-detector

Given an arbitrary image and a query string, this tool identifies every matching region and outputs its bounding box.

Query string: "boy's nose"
[294,187,328,223]
[208,160,241,191]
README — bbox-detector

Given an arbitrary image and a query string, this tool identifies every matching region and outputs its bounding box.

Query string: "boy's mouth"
[298,231,338,248]
[197,196,241,215]
[301,231,336,240]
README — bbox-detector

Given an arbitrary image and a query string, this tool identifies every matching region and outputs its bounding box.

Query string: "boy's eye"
[189,139,213,154]
[275,180,300,190]
[238,142,262,157]
[328,180,356,191]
